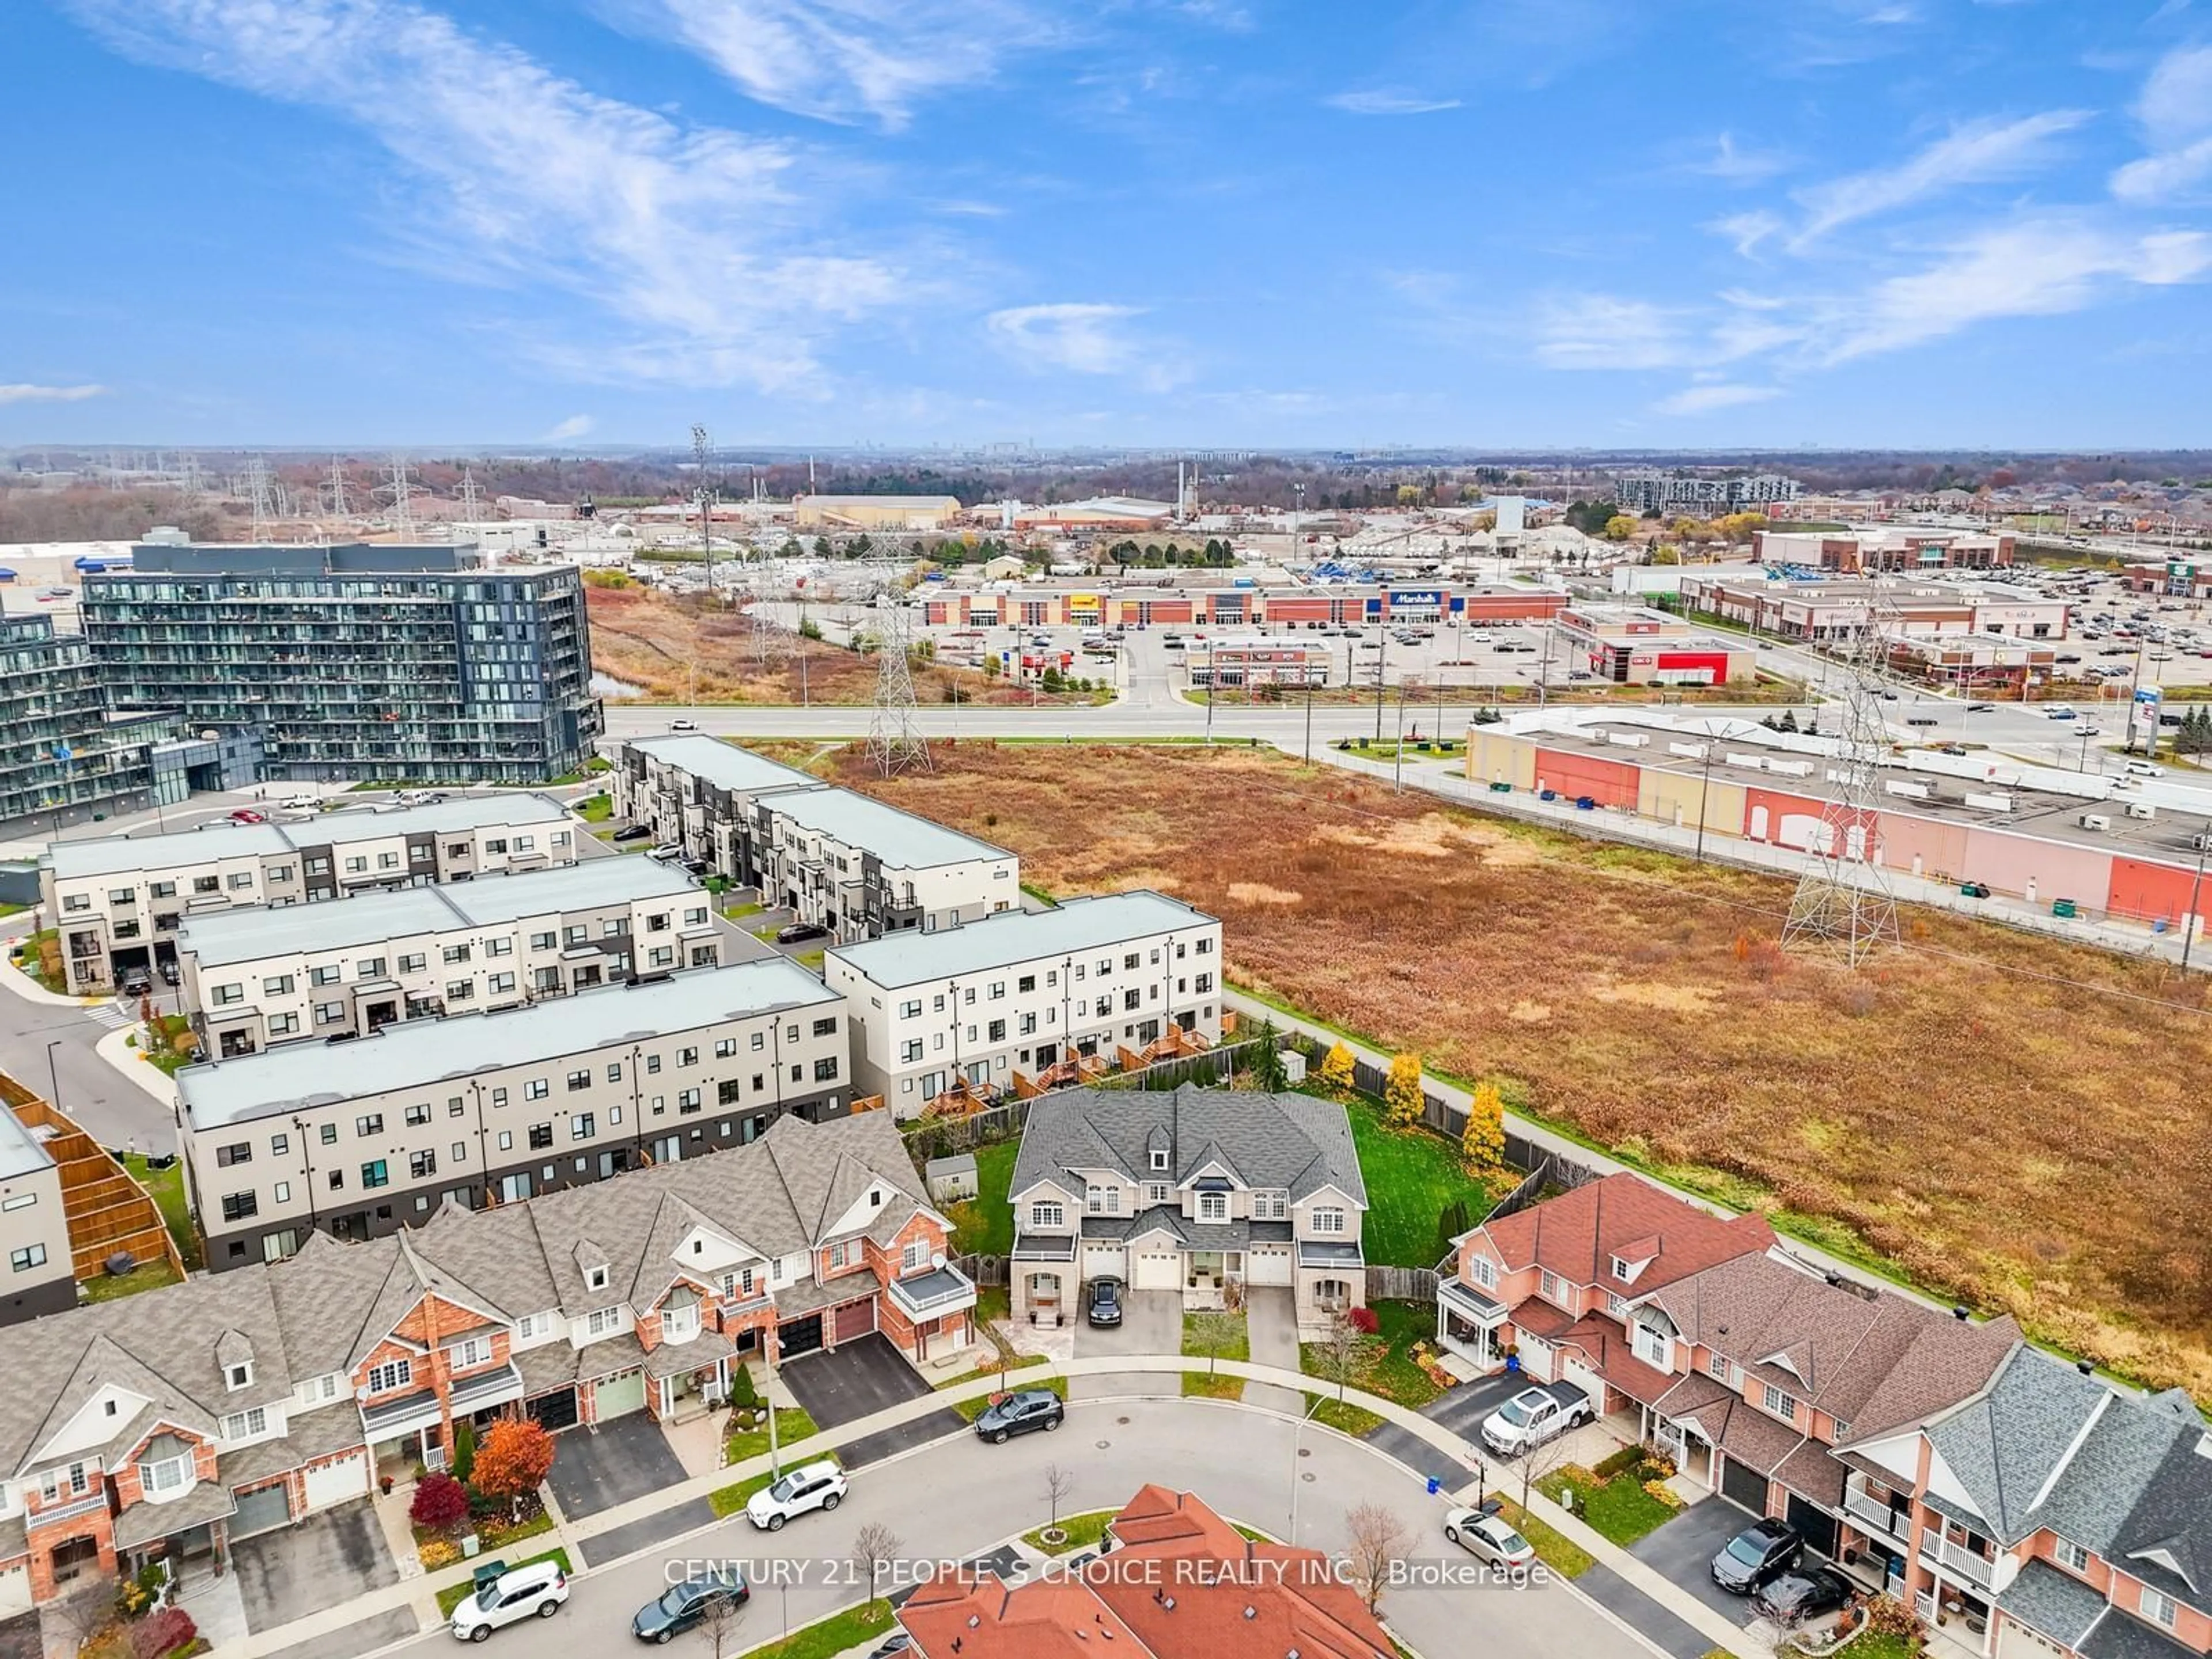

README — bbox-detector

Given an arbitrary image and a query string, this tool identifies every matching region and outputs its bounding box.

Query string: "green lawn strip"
[724,902,764,919]
[121,1153,200,1270]
[1022,1510,1114,1555]
[953,1375,1066,1423]
[1490,1497,1594,1580]
[734,1598,898,1659]
[1298,1302,1444,1412]
[932,1353,1048,1393]
[434,1548,573,1618]
[1535,1464,1679,1548]
[725,1408,819,1467]
[1182,1372,1245,1402]
[79,1260,181,1302]
[794,949,825,972]
[1836,1637,1915,1659]
[0,902,24,918]
[1300,1392,1385,1437]
[943,1140,1018,1256]
[1181,1310,1250,1365]
[574,794,613,823]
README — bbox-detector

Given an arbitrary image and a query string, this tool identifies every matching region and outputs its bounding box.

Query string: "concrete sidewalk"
[220,1355,1769,1659]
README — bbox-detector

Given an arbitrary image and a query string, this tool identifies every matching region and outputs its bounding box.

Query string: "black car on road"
[1711,1518,1802,1593]
[1752,1566,1856,1626]
[1086,1278,1123,1328]
[611,824,652,842]
[776,923,830,945]
[973,1388,1065,1445]
[632,1568,748,1643]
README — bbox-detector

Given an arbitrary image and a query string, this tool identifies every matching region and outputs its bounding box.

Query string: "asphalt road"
[386,1400,1657,1659]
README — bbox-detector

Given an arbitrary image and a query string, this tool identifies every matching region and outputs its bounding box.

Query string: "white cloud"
[1694,132,1791,183]
[2110,44,2212,202]
[66,0,914,391]
[1533,296,1692,370]
[1820,217,2212,361]
[1710,210,1783,259]
[546,414,595,441]
[0,382,107,404]
[986,304,1149,374]
[1789,110,2090,247]
[1654,383,1780,415]
[628,0,1063,129]
[1324,89,1462,116]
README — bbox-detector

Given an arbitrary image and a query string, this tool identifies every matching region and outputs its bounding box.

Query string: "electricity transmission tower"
[1780,604,1902,967]
[244,456,278,542]
[379,454,419,535]
[865,563,930,776]
[324,459,352,519]
[456,467,483,518]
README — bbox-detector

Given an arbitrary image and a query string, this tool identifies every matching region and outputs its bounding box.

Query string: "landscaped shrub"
[1593,1443,1646,1480]
[451,1422,476,1486]
[1346,1306,1380,1335]
[131,1607,196,1659]
[410,1472,469,1531]
[471,1418,555,1503]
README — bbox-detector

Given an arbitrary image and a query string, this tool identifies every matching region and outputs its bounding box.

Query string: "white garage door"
[1132,1248,1181,1291]
[1563,1356,1608,1412]
[0,1560,29,1618]
[1082,1243,1126,1282]
[1516,1336,1555,1382]
[596,1369,648,1420]
[304,1450,369,1512]
[1247,1245,1293,1286]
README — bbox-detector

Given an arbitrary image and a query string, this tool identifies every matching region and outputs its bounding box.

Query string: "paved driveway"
[1070,1288,1181,1400]
[230,1502,400,1635]
[1627,1494,1767,1625]
[0,1612,35,1659]
[1362,1369,1527,1484]
[779,1333,963,1468]
[546,1412,690,1518]
[1242,1287,1304,1415]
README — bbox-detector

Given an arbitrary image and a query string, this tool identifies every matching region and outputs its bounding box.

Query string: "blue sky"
[5,0,2211,449]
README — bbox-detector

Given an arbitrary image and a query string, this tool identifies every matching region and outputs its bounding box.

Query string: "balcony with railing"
[1920,1532,1995,1590]
[1843,1482,1912,1544]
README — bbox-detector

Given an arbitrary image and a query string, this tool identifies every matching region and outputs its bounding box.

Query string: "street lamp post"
[1393,685,1408,793]
[1694,745,1714,863]
[2184,820,2211,974]
[44,1039,63,1111]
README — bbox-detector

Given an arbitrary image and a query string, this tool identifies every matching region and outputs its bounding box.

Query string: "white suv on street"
[449,1559,569,1642]
[744,1461,848,1531]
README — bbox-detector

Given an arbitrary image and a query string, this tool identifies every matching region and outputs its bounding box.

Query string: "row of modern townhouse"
[39,793,581,993]
[612,734,1020,942]
[0,1110,970,1617]
[1439,1174,2212,1659]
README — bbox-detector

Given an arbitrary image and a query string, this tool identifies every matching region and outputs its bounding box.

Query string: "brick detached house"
[1008,1086,1367,1335]
[897,1483,1394,1659]
[1446,1176,2212,1659]
[0,1112,969,1616]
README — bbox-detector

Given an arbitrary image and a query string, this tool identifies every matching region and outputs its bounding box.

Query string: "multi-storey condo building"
[824,891,1224,1119]
[1613,471,1802,516]
[177,959,850,1268]
[0,1109,969,1612]
[612,737,1019,941]
[1009,1086,1368,1335]
[39,793,578,993]
[0,615,164,838]
[176,858,725,1058]
[81,538,603,785]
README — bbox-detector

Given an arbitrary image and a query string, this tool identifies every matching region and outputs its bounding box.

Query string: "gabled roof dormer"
[1609,1234,1660,1286]
[1145,1124,1172,1173]
[1758,1343,1812,1388]
[574,1237,612,1296]
[215,1329,255,1392]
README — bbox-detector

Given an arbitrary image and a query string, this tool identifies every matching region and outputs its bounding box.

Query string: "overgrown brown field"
[832,741,2212,1397]
[586,586,1097,706]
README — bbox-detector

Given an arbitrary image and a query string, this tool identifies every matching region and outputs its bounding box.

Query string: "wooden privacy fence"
[903,1040,1264,1160]
[0,1071,184,1283]
[1366,1266,1439,1304]
[952,1253,1008,1289]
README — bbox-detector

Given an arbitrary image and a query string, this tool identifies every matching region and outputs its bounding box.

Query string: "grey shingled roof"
[1011,1085,1365,1210]
[2080,1608,2203,1659]
[2107,1415,2212,1614]
[1999,1559,2112,1647]
[1925,1344,2115,1543]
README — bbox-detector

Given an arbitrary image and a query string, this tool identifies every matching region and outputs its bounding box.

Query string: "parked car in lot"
[1086,1277,1123,1328]
[744,1461,846,1531]
[228,807,267,823]
[1711,1517,1802,1593]
[1478,1382,1590,1457]
[646,844,684,862]
[631,1567,748,1643]
[1442,1506,1536,1570]
[974,1388,1066,1444]
[158,959,180,987]
[281,795,317,811]
[611,824,652,842]
[450,1559,569,1642]
[1751,1566,1856,1626]
[775,922,830,945]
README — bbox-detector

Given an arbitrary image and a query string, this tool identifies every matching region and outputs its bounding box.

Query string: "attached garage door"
[528,1388,579,1433]
[1721,1455,1771,1515]
[231,1481,294,1539]
[780,1314,824,1358]
[1515,1337,1555,1383]
[0,1560,31,1618]
[1082,1243,1125,1282]
[1786,1494,1839,1559]
[595,1369,647,1421]
[1562,1357,1608,1412]
[1132,1248,1181,1290]
[302,1450,369,1513]
[1247,1245,1292,1286]
[832,1298,876,1344]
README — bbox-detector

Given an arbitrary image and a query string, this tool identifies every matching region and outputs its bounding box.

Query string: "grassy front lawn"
[1492,1497,1594,1580]
[932,1353,1048,1392]
[1535,1464,1680,1547]
[724,901,764,919]
[735,1598,898,1659]
[1342,1096,1500,1269]
[953,1374,1065,1423]
[574,793,613,823]
[79,1259,181,1302]
[1302,1392,1385,1437]
[1022,1509,1113,1555]
[1181,1310,1249,1365]
[434,1548,573,1618]
[794,949,825,972]
[1298,1301,1444,1411]
[121,1153,200,1270]
[1839,1637,1916,1659]
[1182,1371,1245,1401]
[725,1408,818,1467]
[944,1139,1018,1257]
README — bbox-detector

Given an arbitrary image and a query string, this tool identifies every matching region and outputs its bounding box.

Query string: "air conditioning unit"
[2078,813,2111,832]
[1282,1050,1308,1084]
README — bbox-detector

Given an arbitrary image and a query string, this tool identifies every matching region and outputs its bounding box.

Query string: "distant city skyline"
[5,1,2210,449]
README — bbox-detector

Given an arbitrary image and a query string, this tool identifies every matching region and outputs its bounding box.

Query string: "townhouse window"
[933,994,947,1011]
[486,937,512,957]
[62,893,90,912]
[404,1103,431,1127]
[571,1115,595,1141]
[565,926,587,947]
[1017,974,1036,994]
[901,1040,923,1063]
[679,1088,701,1114]
[586,1306,622,1336]
[2054,1539,2092,1575]
[646,912,669,933]
[217,1142,252,1168]
[357,1113,383,1137]
[899,1000,922,1019]
[108,888,135,906]
[40,1463,91,1501]
[410,845,432,863]
[566,1069,590,1093]
[448,1336,491,1369]
[271,1133,289,1156]
[684,907,707,927]
[645,1055,661,1074]
[1467,1253,1497,1290]
[228,870,256,891]
[813,1057,838,1081]
[315,1002,344,1025]
[320,1124,338,1145]
[830,1243,849,1269]
[715,1038,737,1059]
[963,988,976,1006]
[601,919,622,937]
[343,857,366,874]
[445,981,473,1003]
[1199,1192,1228,1222]
[1539,1270,1567,1304]
[269,865,294,883]
[1144,1183,1172,1206]
[680,1046,699,1066]
[367,1359,411,1393]
[195,875,221,893]
[497,1131,513,1152]
[527,1079,549,1101]
[451,1142,465,1164]
[812,1016,838,1037]
[988,981,1005,1000]
[1122,990,1141,1011]
[328,1170,344,1190]
[358,956,386,978]
[531,932,556,952]
[151,881,179,899]
[1255,1191,1287,1221]
[11,1243,48,1272]
[399,953,426,973]
[360,1161,389,1190]
[718,1079,742,1105]
[491,1088,509,1108]
[485,839,508,856]
[1605,1290,1628,1319]
[528,1124,553,1150]
[987,1019,1006,1042]
[902,1239,927,1273]
[139,1455,192,1497]
[1030,1201,1065,1229]
[649,946,673,968]
[1019,1013,1037,1035]
[1150,1148,1169,1172]
[1195,972,1213,994]
[533,968,559,993]
[1311,1207,1346,1235]
[2143,1589,2178,1630]
[310,965,341,987]
[378,851,400,870]
[1631,1321,1669,1369]
[1762,1384,1798,1421]
[275,1181,291,1205]
[222,1407,268,1440]
[410,1150,437,1179]
[220,1193,257,1222]
[213,983,243,1007]
[489,972,515,994]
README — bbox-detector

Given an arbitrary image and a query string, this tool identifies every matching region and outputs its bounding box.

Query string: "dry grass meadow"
[585,584,1098,706]
[827,740,2212,1397]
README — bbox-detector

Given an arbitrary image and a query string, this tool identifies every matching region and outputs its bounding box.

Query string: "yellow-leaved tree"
[1461,1080,1508,1181]
[1384,1052,1425,1130]
[1317,1041,1356,1094]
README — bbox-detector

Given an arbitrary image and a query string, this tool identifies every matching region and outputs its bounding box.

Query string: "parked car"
[646,844,684,862]
[1710,1518,1802,1593]
[450,1559,569,1642]
[631,1567,748,1643]
[281,795,317,811]
[670,718,698,732]
[775,923,830,945]
[1442,1506,1536,1570]
[866,1637,912,1659]
[1752,1566,1856,1626]
[158,959,180,987]
[680,858,710,876]
[1086,1277,1123,1328]
[611,824,652,842]
[228,807,267,824]
[118,965,153,997]
[744,1461,847,1531]
[1478,1382,1590,1457]
[1967,702,1997,713]
[974,1388,1065,1444]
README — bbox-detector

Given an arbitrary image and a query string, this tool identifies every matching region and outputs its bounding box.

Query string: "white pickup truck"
[1479,1381,1592,1457]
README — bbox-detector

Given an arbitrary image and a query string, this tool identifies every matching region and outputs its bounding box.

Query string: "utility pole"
[1694,744,1714,863]
[1373,614,1388,743]
[1392,685,1408,793]
[2186,820,2211,973]
[1205,641,1216,744]
[1303,679,1313,766]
